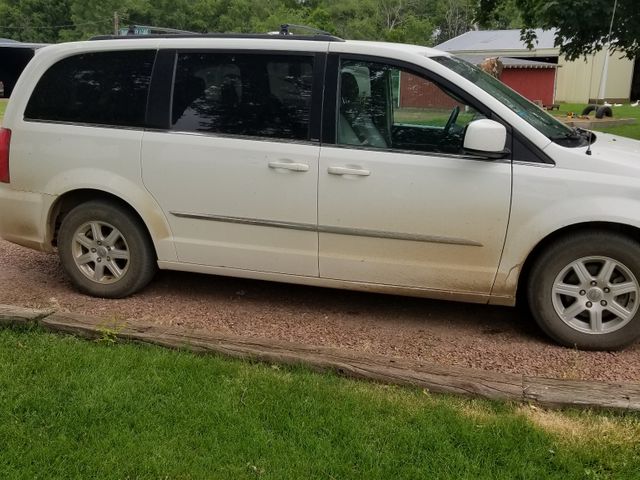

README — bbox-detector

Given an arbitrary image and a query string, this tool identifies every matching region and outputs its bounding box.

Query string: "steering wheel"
[444,106,460,134]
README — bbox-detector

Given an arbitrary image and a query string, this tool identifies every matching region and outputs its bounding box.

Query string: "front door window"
[338,60,482,155]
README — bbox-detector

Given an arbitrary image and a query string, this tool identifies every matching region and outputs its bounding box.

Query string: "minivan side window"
[172,53,314,141]
[338,60,482,155]
[25,50,156,128]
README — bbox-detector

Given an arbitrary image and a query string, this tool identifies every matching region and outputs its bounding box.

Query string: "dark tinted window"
[172,53,313,141]
[25,50,156,127]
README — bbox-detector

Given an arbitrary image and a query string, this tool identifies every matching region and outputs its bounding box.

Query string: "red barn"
[489,57,557,106]
[399,56,557,108]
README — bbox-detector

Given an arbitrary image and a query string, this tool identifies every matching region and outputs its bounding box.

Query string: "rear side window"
[25,50,156,128]
[172,53,314,141]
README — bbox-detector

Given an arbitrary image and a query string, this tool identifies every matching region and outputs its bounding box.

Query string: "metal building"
[436,29,637,104]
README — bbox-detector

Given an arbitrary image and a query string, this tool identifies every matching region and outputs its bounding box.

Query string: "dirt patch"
[1,239,639,383]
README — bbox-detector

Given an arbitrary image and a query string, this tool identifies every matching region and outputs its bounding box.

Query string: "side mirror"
[463,119,509,158]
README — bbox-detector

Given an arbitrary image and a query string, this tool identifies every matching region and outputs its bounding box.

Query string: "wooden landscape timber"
[1,303,639,412]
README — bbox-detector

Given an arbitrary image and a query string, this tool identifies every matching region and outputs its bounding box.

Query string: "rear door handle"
[268,160,309,172]
[327,166,370,176]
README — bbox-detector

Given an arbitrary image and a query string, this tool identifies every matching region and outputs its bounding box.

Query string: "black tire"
[581,104,598,116]
[595,106,613,119]
[57,200,156,298]
[527,231,640,350]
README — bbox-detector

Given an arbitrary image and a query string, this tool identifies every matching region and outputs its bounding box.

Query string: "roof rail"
[90,32,344,42]
[126,25,198,35]
[279,24,332,36]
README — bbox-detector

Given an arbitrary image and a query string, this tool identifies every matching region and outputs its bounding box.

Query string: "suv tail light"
[0,127,10,183]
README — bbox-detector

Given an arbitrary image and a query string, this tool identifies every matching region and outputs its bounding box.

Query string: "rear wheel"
[527,232,640,350]
[58,200,156,298]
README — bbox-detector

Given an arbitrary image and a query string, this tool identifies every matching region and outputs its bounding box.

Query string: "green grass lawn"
[0,327,639,479]
[555,102,640,140]
[394,107,476,127]
[0,99,7,124]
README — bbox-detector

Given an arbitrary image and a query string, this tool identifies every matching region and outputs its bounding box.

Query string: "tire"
[595,106,612,119]
[581,104,597,116]
[527,231,640,350]
[57,200,156,298]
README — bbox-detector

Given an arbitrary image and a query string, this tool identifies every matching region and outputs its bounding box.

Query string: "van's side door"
[142,49,325,276]
[318,55,512,299]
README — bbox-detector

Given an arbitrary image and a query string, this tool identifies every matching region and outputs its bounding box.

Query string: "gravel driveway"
[1,238,638,383]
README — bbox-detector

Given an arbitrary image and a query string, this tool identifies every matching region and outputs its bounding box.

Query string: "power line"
[0,20,109,30]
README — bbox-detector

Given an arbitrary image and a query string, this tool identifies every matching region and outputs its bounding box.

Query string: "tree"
[434,0,475,44]
[477,0,640,60]
[64,0,152,41]
[0,0,73,43]
[476,0,522,30]
[0,0,457,46]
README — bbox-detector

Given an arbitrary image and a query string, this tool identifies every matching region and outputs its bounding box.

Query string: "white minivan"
[2,33,640,350]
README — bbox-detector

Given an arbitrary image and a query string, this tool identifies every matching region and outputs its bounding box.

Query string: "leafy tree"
[476,0,522,29]
[0,0,463,46]
[0,0,73,43]
[64,0,151,40]
[478,0,640,59]
[433,0,475,44]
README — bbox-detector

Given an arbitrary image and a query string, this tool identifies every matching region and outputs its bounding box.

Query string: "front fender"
[493,162,640,302]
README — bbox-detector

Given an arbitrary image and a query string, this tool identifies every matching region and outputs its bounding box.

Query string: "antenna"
[586,129,593,156]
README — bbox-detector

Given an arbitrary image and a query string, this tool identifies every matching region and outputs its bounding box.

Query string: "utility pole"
[597,0,618,103]
[114,12,120,36]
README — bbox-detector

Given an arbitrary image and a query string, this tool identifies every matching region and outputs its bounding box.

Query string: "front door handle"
[327,166,371,176]
[268,160,309,172]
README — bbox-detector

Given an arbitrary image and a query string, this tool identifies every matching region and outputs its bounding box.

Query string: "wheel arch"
[516,221,640,305]
[48,188,170,261]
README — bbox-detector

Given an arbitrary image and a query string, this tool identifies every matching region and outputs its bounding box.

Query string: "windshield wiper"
[575,127,595,142]
[550,127,594,148]
[551,127,593,142]
[550,132,580,141]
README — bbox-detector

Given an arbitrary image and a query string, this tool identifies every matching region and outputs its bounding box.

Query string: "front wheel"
[527,232,640,350]
[57,200,156,298]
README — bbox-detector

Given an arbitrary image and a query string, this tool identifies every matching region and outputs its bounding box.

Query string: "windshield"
[432,56,589,147]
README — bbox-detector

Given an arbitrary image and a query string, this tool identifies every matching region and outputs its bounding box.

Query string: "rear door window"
[171,53,314,141]
[24,50,156,128]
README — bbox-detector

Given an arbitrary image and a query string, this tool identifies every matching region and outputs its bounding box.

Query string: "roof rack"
[278,23,332,36]
[90,31,344,42]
